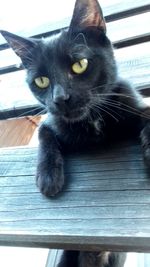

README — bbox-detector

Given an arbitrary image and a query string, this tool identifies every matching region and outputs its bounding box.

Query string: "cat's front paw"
[36,158,64,197]
[140,123,150,166]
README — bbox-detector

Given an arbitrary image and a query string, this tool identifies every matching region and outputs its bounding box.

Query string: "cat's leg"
[57,250,126,267]
[140,108,150,166]
[122,85,150,165]
[78,251,126,267]
[108,252,127,267]
[36,122,64,196]
[115,80,150,165]
[57,250,79,267]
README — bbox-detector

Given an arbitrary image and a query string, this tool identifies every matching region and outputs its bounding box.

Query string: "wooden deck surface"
[0,141,150,252]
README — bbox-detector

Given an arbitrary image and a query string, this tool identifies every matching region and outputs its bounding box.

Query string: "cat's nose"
[52,84,70,105]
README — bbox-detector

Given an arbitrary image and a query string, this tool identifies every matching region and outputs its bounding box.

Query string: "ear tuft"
[69,0,106,33]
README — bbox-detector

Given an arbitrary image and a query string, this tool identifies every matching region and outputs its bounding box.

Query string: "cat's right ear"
[0,30,37,67]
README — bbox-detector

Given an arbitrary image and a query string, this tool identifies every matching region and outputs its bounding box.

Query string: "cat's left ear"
[0,30,37,67]
[69,0,106,33]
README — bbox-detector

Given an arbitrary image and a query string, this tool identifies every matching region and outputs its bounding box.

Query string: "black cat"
[1,0,150,197]
[1,0,150,266]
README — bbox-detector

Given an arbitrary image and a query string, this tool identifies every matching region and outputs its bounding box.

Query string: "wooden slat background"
[0,0,149,48]
[1,12,149,69]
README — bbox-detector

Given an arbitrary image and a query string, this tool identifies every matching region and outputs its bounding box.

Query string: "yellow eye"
[34,77,50,89]
[72,58,88,74]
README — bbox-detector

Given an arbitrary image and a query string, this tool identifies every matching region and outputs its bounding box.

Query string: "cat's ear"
[0,30,37,66]
[69,0,106,33]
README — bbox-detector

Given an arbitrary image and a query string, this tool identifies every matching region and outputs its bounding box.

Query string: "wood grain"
[0,141,150,252]
[0,117,40,147]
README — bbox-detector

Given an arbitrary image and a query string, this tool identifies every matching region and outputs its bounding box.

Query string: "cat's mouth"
[49,100,89,122]
[61,107,88,122]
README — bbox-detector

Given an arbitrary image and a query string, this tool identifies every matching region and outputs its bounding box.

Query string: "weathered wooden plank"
[0,232,150,252]
[0,191,150,211]
[116,42,150,91]
[1,204,150,220]
[0,141,150,251]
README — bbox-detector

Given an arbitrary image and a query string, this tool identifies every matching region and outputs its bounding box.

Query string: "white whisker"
[101,99,150,120]
[19,106,46,117]
[89,102,119,122]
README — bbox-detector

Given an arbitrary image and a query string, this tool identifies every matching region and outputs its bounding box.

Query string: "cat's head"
[1,0,117,122]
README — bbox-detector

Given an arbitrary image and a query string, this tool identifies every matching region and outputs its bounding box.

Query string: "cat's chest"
[60,118,104,147]
[88,118,103,136]
[47,114,105,147]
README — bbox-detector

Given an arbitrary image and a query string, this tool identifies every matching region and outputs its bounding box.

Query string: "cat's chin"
[61,107,89,123]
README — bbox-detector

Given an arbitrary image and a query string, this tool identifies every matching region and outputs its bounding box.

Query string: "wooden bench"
[0,0,150,265]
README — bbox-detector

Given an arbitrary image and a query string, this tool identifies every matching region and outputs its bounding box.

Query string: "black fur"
[1,0,150,201]
[1,0,150,266]
[58,251,126,267]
